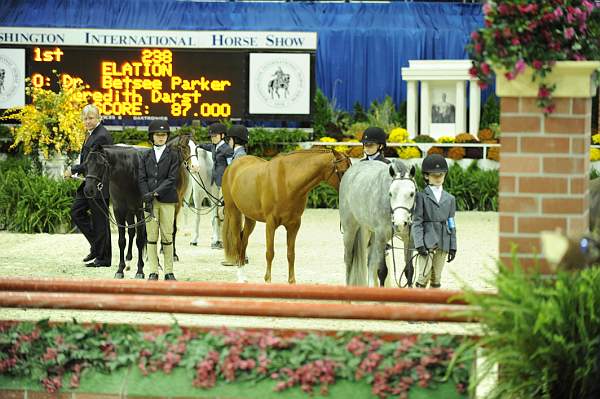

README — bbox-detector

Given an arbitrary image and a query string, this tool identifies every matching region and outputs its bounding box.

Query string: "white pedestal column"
[455,81,466,134]
[420,81,430,135]
[407,81,418,137]
[469,81,481,136]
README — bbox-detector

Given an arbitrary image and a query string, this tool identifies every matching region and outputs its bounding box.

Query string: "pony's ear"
[389,164,396,177]
[409,165,416,178]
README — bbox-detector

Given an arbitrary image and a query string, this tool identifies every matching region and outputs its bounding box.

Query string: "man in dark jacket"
[197,122,232,249]
[138,119,180,280]
[64,104,113,267]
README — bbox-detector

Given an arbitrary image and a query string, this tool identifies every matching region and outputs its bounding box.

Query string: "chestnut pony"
[222,148,351,284]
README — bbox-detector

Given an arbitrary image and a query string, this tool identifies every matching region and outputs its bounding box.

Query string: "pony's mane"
[278,148,335,157]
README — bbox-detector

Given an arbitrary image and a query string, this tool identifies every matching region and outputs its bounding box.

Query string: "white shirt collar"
[429,185,443,203]
[153,145,166,161]
[87,122,101,135]
[215,140,225,150]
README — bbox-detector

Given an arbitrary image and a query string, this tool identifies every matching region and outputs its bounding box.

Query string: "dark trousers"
[71,193,112,264]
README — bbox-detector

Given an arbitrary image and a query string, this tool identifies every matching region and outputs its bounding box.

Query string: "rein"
[389,173,418,288]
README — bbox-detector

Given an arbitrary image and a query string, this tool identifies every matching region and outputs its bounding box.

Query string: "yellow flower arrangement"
[592,133,600,145]
[591,148,600,162]
[437,136,455,143]
[396,144,421,159]
[318,136,351,153]
[388,127,409,143]
[1,77,87,159]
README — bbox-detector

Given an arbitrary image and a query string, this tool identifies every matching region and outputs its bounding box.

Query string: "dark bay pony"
[83,135,190,278]
[222,148,352,284]
[166,133,191,261]
[83,145,147,279]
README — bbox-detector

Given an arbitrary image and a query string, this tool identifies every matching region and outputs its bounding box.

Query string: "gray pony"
[339,159,416,287]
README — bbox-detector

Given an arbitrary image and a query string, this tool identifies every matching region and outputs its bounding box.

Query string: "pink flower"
[567,12,576,23]
[468,66,478,77]
[482,3,493,15]
[564,27,575,39]
[498,4,510,15]
[474,42,483,54]
[532,60,543,70]
[511,37,520,46]
[502,27,512,38]
[470,31,480,41]
[480,62,491,75]
[582,0,594,13]
[514,59,526,75]
[538,86,551,98]
[574,54,587,61]
[518,4,537,13]
[543,104,556,114]
[553,7,564,18]
[504,71,515,80]
[477,81,488,89]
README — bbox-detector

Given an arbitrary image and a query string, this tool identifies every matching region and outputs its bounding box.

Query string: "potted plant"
[1,76,87,177]
[468,0,600,114]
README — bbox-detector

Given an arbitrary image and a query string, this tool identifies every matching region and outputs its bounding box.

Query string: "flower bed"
[0,321,470,398]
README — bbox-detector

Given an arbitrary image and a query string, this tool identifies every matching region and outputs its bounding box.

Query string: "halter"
[390,174,417,224]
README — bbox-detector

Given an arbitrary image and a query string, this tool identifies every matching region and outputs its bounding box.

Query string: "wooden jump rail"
[0,278,476,323]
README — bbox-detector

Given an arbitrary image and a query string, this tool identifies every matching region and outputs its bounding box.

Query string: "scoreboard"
[29,47,247,120]
[0,28,317,121]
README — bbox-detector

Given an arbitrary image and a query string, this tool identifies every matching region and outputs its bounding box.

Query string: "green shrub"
[480,95,500,131]
[307,182,339,209]
[453,261,600,399]
[0,164,78,233]
[111,127,146,145]
[312,88,333,139]
[247,128,309,157]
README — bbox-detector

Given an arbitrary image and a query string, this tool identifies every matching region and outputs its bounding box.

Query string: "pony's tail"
[222,200,244,265]
[347,227,368,286]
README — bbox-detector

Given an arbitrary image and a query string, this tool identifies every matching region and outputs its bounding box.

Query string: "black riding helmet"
[147,120,170,142]
[422,153,448,174]
[208,122,227,136]
[227,125,249,145]
[361,127,387,146]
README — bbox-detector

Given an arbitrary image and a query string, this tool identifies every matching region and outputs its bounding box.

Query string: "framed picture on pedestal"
[429,82,456,139]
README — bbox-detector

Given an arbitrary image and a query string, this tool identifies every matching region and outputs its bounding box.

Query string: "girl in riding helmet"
[361,126,390,164]
[226,124,248,165]
[197,122,233,249]
[411,153,457,288]
[138,119,181,281]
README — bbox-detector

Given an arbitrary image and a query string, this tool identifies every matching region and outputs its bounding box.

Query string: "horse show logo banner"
[249,53,310,115]
[0,48,25,109]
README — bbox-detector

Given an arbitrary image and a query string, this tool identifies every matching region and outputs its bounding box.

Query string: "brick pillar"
[499,97,592,270]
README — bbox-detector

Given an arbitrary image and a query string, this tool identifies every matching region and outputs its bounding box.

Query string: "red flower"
[564,27,576,39]
[532,60,544,70]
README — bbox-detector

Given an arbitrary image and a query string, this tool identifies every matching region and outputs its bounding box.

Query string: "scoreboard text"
[28,47,247,119]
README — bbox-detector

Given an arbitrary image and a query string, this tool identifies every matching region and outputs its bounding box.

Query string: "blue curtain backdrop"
[0,0,485,112]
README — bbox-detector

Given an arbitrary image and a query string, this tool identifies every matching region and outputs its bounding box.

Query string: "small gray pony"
[182,145,222,248]
[339,159,416,287]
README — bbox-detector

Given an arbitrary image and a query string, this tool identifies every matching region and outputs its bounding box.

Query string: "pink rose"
[511,37,520,46]
[504,71,515,81]
[477,81,488,89]
[470,31,480,41]
[567,13,576,23]
[482,3,493,15]
[574,54,587,61]
[543,104,556,114]
[474,42,483,54]
[468,66,478,77]
[564,27,575,39]
[532,60,543,70]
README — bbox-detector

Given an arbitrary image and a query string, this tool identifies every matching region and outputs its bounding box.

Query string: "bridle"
[84,150,110,193]
[390,174,417,225]
[325,151,352,183]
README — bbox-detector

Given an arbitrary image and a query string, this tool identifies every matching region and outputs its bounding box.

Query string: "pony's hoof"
[134,273,145,279]
[288,279,296,284]
[114,272,124,279]
[125,265,131,271]
[126,255,133,261]
[173,255,179,262]
[190,242,197,246]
